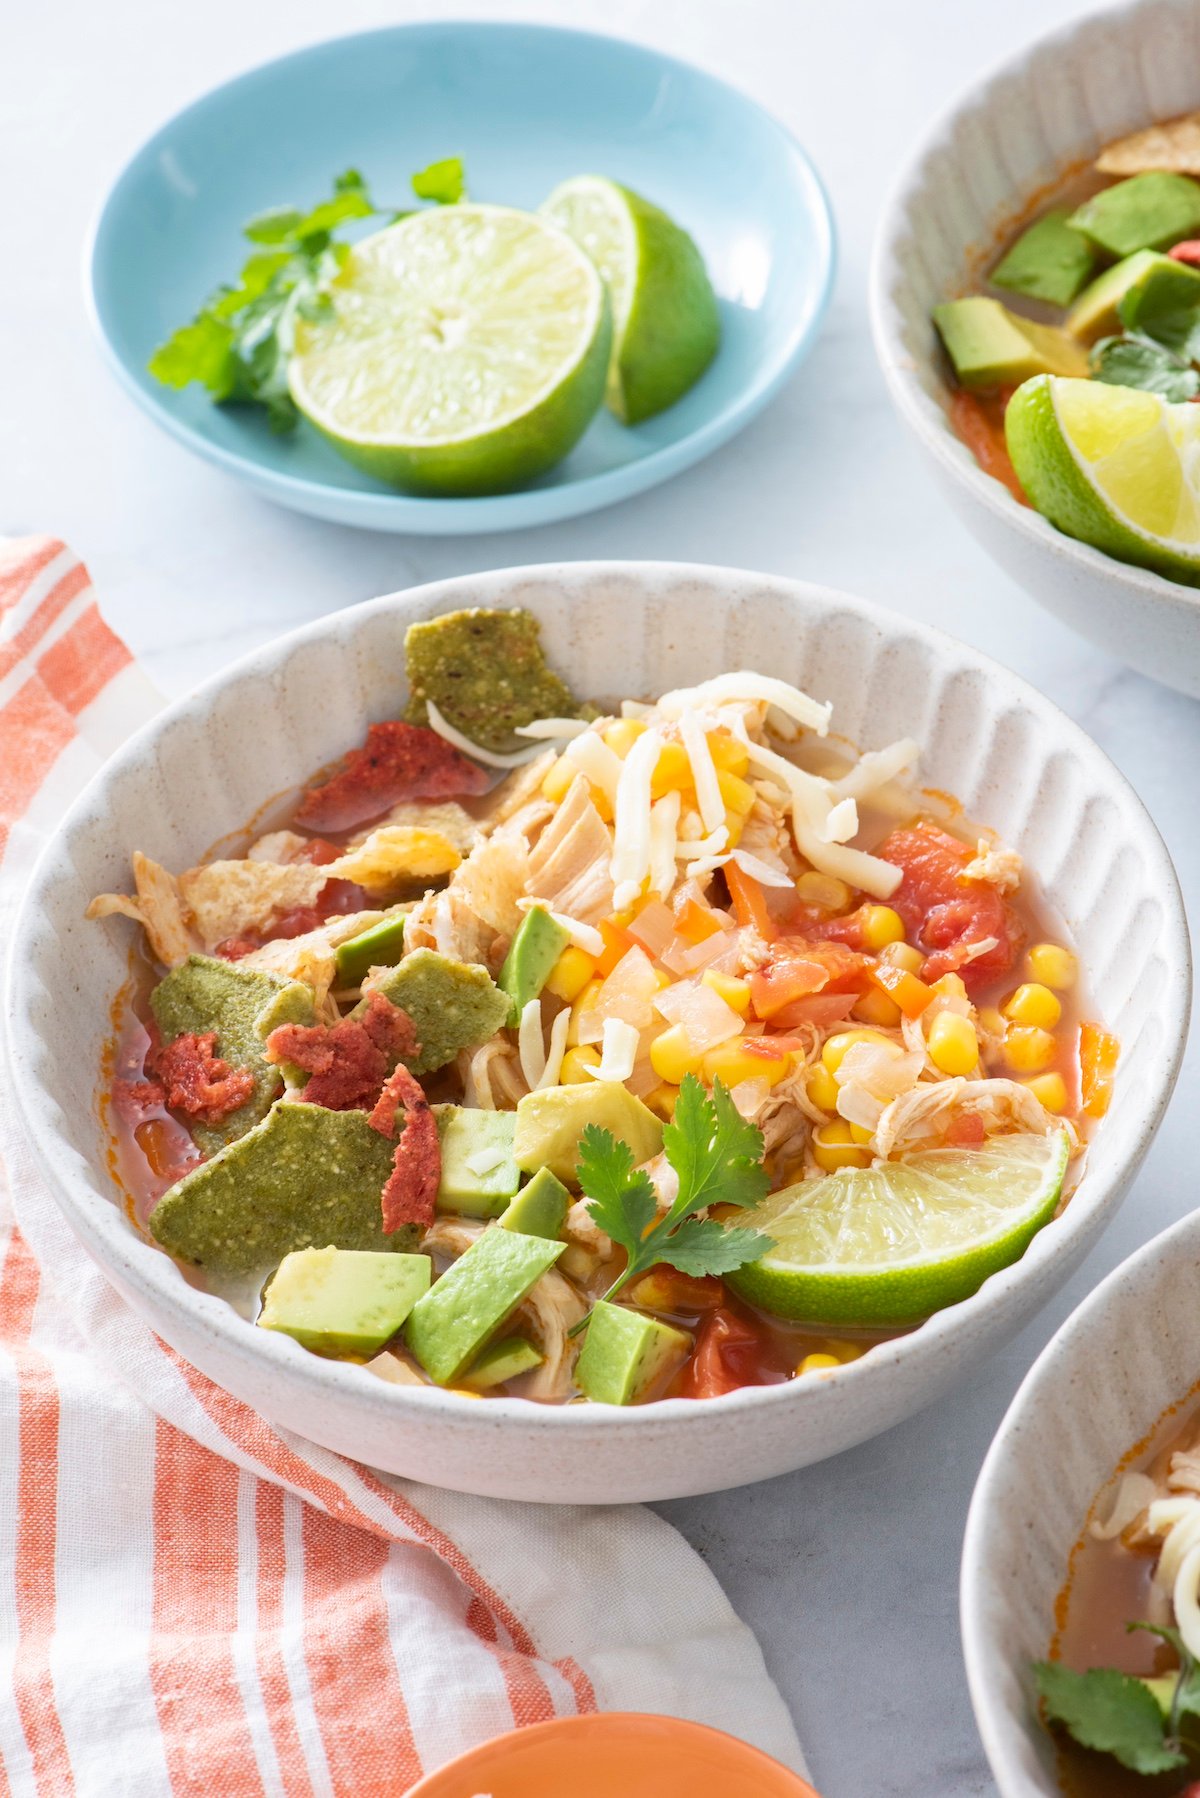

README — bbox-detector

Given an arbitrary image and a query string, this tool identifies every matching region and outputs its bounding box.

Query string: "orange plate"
[407,1713,821,1797]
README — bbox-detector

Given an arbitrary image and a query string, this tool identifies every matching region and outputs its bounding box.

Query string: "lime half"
[728,1130,1070,1328]
[541,176,720,424]
[289,204,611,496]
[1006,374,1200,585]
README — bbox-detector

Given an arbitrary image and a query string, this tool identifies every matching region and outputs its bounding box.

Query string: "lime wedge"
[1006,374,1200,584]
[728,1131,1070,1327]
[288,204,611,496]
[540,176,720,424]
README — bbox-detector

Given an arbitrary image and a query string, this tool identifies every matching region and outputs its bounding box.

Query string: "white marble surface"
[6,0,1199,1792]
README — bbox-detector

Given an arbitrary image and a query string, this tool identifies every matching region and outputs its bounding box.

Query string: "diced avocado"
[334,913,408,987]
[405,1226,564,1385]
[498,905,569,1026]
[1065,249,1183,339]
[513,1082,664,1187]
[459,1334,544,1391]
[499,1167,570,1239]
[575,1301,692,1405]
[1117,257,1200,341]
[1068,171,1200,257]
[149,1102,412,1276]
[435,1105,520,1218]
[150,953,315,1152]
[933,297,1089,391]
[990,210,1097,307]
[404,607,582,754]
[258,1246,430,1356]
[1139,1674,1178,1720]
[355,948,510,1075]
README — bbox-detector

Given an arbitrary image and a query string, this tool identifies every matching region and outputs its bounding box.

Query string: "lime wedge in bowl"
[289,204,611,496]
[1006,374,1200,585]
[541,175,720,423]
[729,1130,1070,1328]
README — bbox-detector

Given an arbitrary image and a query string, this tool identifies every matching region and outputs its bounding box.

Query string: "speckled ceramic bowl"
[871,0,1200,699]
[5,563,1190,1503]
[962,1206,1200,1796]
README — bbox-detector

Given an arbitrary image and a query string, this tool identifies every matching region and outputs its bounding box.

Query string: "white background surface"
[6,1,1198,1793]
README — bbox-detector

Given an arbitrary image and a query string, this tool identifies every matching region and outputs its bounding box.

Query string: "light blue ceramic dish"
[86,21,835,535]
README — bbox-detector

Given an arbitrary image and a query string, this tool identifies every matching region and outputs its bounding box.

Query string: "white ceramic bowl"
[5,563,1190,1504]
[871,0,1200,699]
[962,1205,1200,1796]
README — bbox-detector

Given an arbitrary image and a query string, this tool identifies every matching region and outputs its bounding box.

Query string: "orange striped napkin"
[0,537,805,1796]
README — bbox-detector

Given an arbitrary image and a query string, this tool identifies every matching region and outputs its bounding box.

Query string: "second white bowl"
[6,562,1191,1502]
[871,0,1200,698]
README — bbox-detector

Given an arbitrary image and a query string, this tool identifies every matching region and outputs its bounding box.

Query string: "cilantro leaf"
[1033,1661,1186,1775]
[147,314,236,398]
[663,1075,770,1218]
[1119,266,1200,362]
[653,1214,774,1278]
[412,157,466,205]
[576,1124,657,1252]
[574,1076,771,1331]
[1091,332,1200,401]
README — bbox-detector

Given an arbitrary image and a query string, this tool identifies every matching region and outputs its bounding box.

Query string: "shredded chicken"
[963,836,1023,894]
[455,1040,527,1110]
[237,910,389,1023]
[420,1217,484,1260]
[873,1076,1067,1159]
[511,1268,587,1401]
[526,776,614,923]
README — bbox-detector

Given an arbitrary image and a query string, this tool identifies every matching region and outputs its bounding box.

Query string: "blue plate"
[86,23,835,535]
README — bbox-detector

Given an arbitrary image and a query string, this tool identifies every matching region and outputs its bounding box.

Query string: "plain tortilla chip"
[86,852,197,968]
[332,826,461,891]
[349,801,480,854]
[1097,112,1200,175]
[179,860,327,950]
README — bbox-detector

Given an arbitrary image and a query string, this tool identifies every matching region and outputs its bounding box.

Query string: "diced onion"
[627,897,676,957]
[577,945,660,1043]
[729,848,793,889]
[823,797,859,844]
[425,699,546,769]
[653,979,743,1053]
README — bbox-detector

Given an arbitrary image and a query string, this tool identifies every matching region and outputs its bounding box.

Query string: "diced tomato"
[1170,241,1200,266]
[944,1113,986,1148]
[749,938,870,1020]
[630,1268,726,1314]
[596,917,637,976]
[1079,1022,1119,1119]
[298,837,344,866]
[295,721,490,834]
[876,822,1019,996]
[680,1308,772,1399]
[809,902,874,950]
[724,862,776,940]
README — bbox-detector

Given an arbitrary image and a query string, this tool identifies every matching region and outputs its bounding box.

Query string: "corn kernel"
[847,1122,874,1145]
[702,969,751,1014]
[649,1024,702,1085]
[1004,982,1062,1029]
[1023,1071,1068,1114]
[545,945,596,1004]
[645,1083,678,1120]
[708,730,750,776]
[861,905,906,951]
[1027,943,1077,991]
[796,871,852,912]
[559,1045,601,1084]
[881,941,924,976]
[812,1120,871,1172]
[806,1064,840,1112]
[588,781,614,823]
[1003,1025,1057,1074]
[927,1011,979,1076]
[540,757,576,804]
[603,718,646,758]
[566,978,603,1046]
[821,1029,894,1076]
[826,1339,867,1363]
[650,741,692,797]
[715,768,756,815]
[723,811,746,848]
[931,972,968,1003]
[797,1352,841,1376]
[853,987,903,1028]
[701,1036,791,1089]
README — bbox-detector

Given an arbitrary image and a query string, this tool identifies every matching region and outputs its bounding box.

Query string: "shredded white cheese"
[648,791,681,901]
[679,709,725,834]
[517,998,547,1090]
[535,1007,571,1090]
[586,1018,640,1083]
[832,738,920,800]
[610,726,660,911]
[822,796,859,845]
[655,672,833,736]
[464,1146,510,1177]
[514,717,590,740]
[729,848,793,889]
[562,728,624,802]
[425,699,545,769]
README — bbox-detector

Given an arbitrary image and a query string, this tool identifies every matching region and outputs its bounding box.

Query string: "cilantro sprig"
[1034,1623,1200,1776]
[148,158,466,431]
[569,1074,773,1334]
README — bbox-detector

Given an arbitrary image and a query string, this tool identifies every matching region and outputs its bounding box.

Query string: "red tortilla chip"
[295,722,490,834]
[368,1063,440,1232]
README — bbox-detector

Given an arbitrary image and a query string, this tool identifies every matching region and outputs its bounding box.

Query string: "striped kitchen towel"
[0,537,805,1797]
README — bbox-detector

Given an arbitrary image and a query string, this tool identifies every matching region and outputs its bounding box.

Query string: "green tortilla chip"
[357,948,510,1075]
[149,1102,412,1276]
[404,607,581,753]
[150,954,315,1153]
